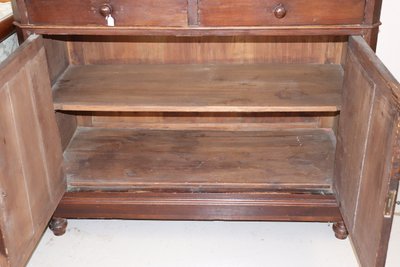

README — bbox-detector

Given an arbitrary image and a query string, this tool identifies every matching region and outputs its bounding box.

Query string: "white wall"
[377,0,400,80]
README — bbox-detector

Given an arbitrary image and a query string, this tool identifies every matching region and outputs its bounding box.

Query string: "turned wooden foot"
[49,217,68,236]
[333,221,348,240]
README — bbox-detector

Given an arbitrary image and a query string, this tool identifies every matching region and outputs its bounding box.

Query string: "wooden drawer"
[199,0,365,26]
[25,0,188,27]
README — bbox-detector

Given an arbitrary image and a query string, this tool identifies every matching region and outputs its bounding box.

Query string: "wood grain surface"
[67,36,347,65]
[334,36,400,267]
[64,127,335,193]
[0,36,64,267]
[199,0,365,26]
[55,191,341,222]
[82,111,336,131]
[53,63,343,112]
[25,0,188,27]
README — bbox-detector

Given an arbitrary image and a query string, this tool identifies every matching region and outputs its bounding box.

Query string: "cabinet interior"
[43,35,349,195]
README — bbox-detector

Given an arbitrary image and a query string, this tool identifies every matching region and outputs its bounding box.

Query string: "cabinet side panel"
[68,36,346,65]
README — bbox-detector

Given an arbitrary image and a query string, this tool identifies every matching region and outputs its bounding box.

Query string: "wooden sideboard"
[0,0,399,266]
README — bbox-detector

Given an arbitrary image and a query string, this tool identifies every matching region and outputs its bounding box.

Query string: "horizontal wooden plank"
[16,23,376,36]
[55,191,341,221]
[65,127,335,193]
[53,63,343,112]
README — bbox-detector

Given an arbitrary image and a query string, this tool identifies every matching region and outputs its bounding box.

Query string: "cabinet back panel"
[43,37,78,151]
[66,36,347,65]
[75,112,337,131]
[58,36,346,132]
[43,37,69,84]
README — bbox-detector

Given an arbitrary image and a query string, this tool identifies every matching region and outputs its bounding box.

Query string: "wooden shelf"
[64,127,335,193]
[53,63,343,113]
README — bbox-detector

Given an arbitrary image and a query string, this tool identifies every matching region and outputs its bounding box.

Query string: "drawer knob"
[273,3,287,19]
[99,4,115,26]
[99,3,113,17]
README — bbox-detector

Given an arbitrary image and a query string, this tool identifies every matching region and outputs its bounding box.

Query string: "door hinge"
[384,190,397,218]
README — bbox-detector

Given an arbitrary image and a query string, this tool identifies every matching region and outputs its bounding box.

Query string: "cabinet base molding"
[49,217,68,236]
[54,192,342,222]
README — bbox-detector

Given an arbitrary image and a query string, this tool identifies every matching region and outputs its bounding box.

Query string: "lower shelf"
[64,127,335,193]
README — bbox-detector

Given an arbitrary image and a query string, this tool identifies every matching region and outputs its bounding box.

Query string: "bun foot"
[333,221,348,240]
[49,217,68,236]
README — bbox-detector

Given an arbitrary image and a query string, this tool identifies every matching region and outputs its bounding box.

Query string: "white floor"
[27,213,400,267]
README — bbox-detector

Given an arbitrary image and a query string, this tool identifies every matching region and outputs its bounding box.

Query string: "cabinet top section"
[12,0,382,36]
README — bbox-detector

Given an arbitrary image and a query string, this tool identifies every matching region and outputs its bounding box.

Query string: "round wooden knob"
[273,3,287,19]
[99,3,113,17]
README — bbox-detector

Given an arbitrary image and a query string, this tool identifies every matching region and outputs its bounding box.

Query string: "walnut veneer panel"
[53,63,343,112]
[64,127,335,192]
[199,0,365,26]
[67,36,347,65]
[25,0,188,27]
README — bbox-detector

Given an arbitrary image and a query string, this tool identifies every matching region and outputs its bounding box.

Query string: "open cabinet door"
[0,35,65,267]
[334,36,400,267]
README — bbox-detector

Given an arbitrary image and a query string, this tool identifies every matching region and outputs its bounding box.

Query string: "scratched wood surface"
[53,63,343,113]
[65,35,346,128]
[64,127,335,192]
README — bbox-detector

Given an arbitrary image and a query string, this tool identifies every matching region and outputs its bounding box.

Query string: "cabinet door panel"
[334,36,400,267]
[0,35,65,267]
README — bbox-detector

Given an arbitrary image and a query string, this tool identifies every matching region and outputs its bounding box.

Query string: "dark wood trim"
[15,23,378,36]
[363,27,380,51]
[11,0,28,24]
[49,217,68,236]
[332,221,349,239]
[363,0,383,49]
[55,192,341,222]
[364,0,383,24]
[0,15,14,42]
